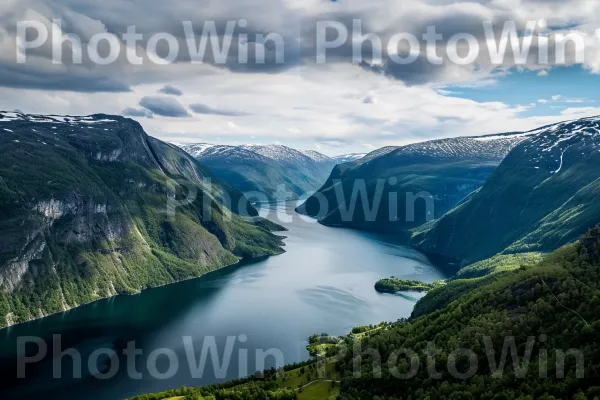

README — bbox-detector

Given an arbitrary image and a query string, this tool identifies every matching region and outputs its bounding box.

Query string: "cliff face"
[0,112,284,328]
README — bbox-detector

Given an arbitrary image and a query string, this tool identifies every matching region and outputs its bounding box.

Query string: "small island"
[374,277,445,294]
[306,333,342,356]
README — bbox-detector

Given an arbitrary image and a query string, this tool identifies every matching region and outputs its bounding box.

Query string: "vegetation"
[375,278,445,293]
[297,135,522,234]
[414,120,600,265]
[0,116,285,328]
[130,359,342,400]
[307,333,342,356]
[136,225,600,400]
[456,252,544,279]
[336,226,600,399]
[180,144,337,202]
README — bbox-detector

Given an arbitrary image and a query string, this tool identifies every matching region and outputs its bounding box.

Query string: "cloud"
[158,85,184,96]
[189,103,248,116]
[122,107,154,118]
[537,70,549,77]
[565,98,595,103]
[139,96,190,117]
[1,0,599,92]
[540,95,595,104]
[2,1,600,155]
[560,106,599,116]
[0,64,132,93]
[362,94,378,104]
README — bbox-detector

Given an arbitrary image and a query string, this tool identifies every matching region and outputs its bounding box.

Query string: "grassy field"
[298,380,339,400]
[132,325,389,400]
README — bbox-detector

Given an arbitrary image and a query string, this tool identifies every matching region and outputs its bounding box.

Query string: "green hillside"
[0,113,285,328]
[414,117,600,266]
[131,226,600,400]
[336,225,600,399]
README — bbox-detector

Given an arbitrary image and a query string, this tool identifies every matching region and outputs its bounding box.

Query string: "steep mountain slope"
[414,116,600,265]
[0,113,284,328]
[297,133,528,234]
[337,226,600,400]
[179,143,337,201]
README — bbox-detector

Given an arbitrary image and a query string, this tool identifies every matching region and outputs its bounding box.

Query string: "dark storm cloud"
[0,0,595,92]
[158,85,183,96]
[189,103,247,116]
[0,64,131,92]
[139,96,190,117]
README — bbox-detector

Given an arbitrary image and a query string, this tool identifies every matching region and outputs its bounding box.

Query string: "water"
[0,202,445,400]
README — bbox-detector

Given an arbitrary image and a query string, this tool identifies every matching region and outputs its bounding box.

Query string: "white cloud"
[1,64,592,154]
[559,106,600,116]
[1,0,600,154]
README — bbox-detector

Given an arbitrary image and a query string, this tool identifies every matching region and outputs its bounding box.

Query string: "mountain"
[300,149,334,163]
[301,150,366,165]
[178,143,338,202]
[0,112,285,328]
[297,132,529,235]
[331,153,367,164]
[413,116,600,265]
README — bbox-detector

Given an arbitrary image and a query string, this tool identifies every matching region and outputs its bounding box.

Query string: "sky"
[1,0,600,155]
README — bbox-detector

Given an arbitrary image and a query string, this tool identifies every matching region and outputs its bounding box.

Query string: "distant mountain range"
[177,143,365,202]
[0,112,285,328]
[297,132,530,235]
[330,153,367,164]
[413,116,600,265]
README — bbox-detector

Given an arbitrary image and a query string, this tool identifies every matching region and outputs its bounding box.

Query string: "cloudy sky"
[2,0,600,155]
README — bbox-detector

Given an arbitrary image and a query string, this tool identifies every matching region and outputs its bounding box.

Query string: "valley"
[0,202,445,400]
[297,132,529,234]
[177,143,362,202]
[2,112,600,400]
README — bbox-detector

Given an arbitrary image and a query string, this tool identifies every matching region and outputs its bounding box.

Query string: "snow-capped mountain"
[0,111,120,125]
[331,153,367,164]
[175,142,217,158]
[301,149,334,163]
[297,130,530,233]
[415,115,600,265]
[239,144,321,167]
[390,131,530,161]
[519,116,600,174]
[177,143,338,201]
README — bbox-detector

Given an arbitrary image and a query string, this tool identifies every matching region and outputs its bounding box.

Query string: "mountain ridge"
[297,131,530,234]
[0,112,285,328]
[413,115,600,265]
[177,143,357,202]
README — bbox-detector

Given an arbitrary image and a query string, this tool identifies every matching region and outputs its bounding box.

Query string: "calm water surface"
[0,202,445,400]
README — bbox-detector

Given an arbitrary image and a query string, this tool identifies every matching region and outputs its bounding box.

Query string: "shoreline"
[1,247,286,331]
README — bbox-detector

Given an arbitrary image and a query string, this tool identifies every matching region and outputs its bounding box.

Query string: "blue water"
[0,202,445,400]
